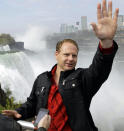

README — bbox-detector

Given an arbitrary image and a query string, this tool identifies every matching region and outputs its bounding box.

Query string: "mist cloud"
[15,25,50,51]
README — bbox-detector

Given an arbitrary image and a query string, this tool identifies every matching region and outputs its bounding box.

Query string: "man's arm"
[83,41,118,102]
[2,78,38,120]
[82,0,119,102]
[15,78,38,119]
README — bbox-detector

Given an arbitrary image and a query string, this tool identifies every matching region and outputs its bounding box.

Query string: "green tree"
[0,34,15,46]
[0,88,22,113]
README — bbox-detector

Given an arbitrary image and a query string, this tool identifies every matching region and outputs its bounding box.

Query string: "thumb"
[47,115,51,122]
[90,22,98,33]
[15,113,22,118]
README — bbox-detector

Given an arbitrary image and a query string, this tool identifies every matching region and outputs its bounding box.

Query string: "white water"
[0,52,35,102]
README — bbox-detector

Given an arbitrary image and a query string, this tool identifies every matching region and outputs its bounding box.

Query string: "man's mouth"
[65,63,74,67]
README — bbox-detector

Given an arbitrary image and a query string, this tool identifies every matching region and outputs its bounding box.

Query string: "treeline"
[0,86,22,113]
[0,34,15,46]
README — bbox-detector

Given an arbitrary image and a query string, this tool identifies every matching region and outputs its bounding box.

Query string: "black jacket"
[16,41,118,131]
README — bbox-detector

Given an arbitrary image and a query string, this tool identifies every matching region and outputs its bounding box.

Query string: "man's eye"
[73,55,77,58]
[64,54,69,56]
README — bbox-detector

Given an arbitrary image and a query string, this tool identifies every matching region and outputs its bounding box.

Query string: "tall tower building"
[60,24,67,33]
[117,15,124,27]
[66,25,75,33]
[81,16,87,30]
[60,24,76,33]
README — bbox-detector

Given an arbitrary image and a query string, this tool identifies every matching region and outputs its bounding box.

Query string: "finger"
[15,113,22,118]
[2,111,6,114]
[48,115,51,124]
[2,110,11,115]
[48,115,51,120]
[2,110,15,113]
[46,115,50,122]
[2,110,10,113]
[102,0,108,17]
[97,3,102,21]
[113,8,119,24]
[108,1,112,18]
[42,114,47,120]
[34,127,38,130]
[1,112,6,115]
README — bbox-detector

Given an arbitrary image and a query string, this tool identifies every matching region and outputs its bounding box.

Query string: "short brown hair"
[56,39,79,52]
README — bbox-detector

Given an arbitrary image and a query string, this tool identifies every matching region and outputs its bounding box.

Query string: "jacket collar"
[49,64,75,79]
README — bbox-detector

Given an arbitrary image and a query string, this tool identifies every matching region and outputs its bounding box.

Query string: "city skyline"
[60,14,124,33]
[0,0,124,36]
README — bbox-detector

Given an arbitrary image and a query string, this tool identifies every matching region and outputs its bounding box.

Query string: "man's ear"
[55,51,58,60]
[55,51,59,57]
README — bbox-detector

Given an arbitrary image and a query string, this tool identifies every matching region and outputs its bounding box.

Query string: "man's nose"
[68,55,73,61]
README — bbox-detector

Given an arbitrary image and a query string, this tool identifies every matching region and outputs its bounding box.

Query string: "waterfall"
[0,51,35,102]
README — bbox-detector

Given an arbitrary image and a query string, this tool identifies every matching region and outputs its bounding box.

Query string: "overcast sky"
[0,0,124,35]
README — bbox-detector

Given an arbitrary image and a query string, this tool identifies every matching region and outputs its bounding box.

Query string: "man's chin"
[64,66,74,71]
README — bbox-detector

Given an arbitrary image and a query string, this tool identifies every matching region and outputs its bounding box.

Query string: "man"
[2,0,119,130]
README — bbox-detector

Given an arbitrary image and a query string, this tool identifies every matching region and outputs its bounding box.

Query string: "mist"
[15,25,50,52]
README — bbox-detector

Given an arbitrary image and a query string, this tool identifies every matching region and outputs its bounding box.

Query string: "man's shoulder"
[38,71,48,75]
[33,71,51,86]
[67,68,86,77]
[75,67,86,72]
[37,71,49,78]
[36,71,51,81]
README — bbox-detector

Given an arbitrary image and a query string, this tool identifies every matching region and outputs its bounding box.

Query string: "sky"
[0,0,124,36]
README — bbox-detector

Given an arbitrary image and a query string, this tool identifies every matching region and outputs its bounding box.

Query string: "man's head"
[55,39,79,72]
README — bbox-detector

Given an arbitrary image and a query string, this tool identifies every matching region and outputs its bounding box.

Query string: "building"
[60,24,68,33]
[81,16,87,30]
[66,25,75,33]
[60,24,77,33]
[117,15,124,29]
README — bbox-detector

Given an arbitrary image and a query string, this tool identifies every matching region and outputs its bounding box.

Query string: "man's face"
[55,42,78,71]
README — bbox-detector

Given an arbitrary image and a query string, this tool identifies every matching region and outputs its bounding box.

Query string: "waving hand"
[91,0,119,48]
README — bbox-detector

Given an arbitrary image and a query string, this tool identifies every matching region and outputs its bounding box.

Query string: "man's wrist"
[99,41,114,54]
[100,39,113,48]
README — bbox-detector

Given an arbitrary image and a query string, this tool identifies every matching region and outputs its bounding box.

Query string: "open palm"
[91,0,119,41]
